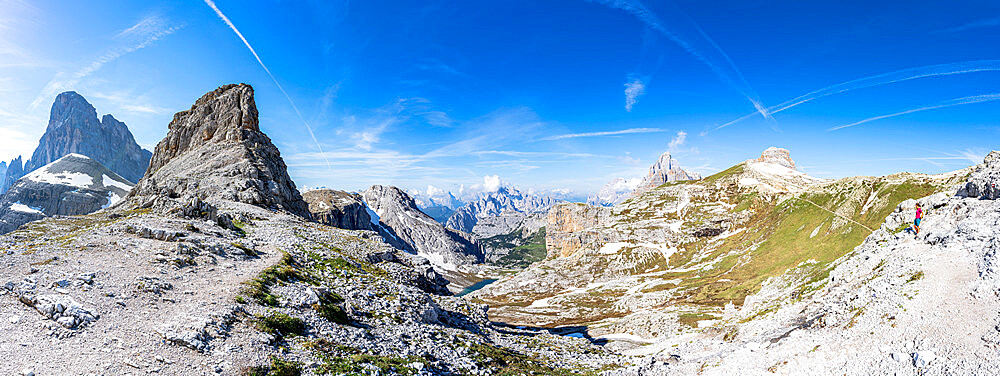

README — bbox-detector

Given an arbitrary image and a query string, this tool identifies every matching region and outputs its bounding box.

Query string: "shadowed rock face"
[362,185,483,269]
[2,92,151,192]
[303,189,374,231]
[127,84,310,218]
[0,154,133,234]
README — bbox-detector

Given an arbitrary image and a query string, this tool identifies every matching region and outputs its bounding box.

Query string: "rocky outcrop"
[635,152,700,194]
[126,84,309,218]
[303,189,374,231]
[5,92,151,189]
[445,186,557,233]
[0,154,134,234]
[756,146,796,169]
[0,156,25,193]
[362,185,483,270]
[587,177,641,207]
[958,150,1000,200]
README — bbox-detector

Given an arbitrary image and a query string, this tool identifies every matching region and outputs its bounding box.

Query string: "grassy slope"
[481,227,548,268]
[640,171,955,310]
[481,165,965,328]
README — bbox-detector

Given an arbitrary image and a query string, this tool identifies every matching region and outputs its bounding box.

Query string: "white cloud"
[483,175,502,192]
[0,127,37,162]
[668,131,687,152]
[31,15,182,109]
[426,185,444,196]
[624,78,645,112]
[541,127,664,141]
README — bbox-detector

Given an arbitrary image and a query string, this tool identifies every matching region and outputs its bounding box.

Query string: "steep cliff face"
[8,92,152,186]
[126,84,309,218]
[545,203,615,259]
[1,156,26,194]
[303,189,374,231]
[0,154,133,234]
[362,185,483,271]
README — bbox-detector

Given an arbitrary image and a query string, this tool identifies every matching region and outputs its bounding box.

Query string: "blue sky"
[0,0,997,198]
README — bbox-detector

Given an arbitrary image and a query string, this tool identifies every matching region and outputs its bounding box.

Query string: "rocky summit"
[0,154,134,234]
[127,84,309,218]
[634,152,701,195]
[302,189,374,232]
[2,91,151,191]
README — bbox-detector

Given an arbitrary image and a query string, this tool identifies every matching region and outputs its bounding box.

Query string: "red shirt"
[916,208,923,219]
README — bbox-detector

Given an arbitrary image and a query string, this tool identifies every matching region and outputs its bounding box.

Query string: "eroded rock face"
[545,203,615,259]
[362,185,483,270]
[7,92,152,187]
[303,189,374,231]
[756,146,796,170]
[127,84,309,218]
[0,154,134,234]
[959,150,1000,200]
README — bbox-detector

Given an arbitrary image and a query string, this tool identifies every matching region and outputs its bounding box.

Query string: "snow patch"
[599,242,629,254]
[11,202,43,214]
[101,174,132,191]
[26,168,93,188]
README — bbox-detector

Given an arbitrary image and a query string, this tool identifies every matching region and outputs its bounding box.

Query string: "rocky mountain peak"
[445,185,557,233]
[47,91,97,131]
[127,83,310,218]
[635,151,699,194]
[755,147,796,170]
[4,91,152,187]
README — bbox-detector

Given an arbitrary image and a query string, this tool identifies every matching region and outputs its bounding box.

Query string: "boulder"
[958,151,1000,200]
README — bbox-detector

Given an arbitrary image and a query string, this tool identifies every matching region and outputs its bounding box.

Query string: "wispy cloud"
[591,0,769,119]
[667,130,686,152]
[830,93,1000,131]
[88,91,171,115]
[624,78,645,111]
[203,0,331,169]
[31,15,182,109]
[936,16,1000,34]
[716,60,1000,130]
[541,127,664,141]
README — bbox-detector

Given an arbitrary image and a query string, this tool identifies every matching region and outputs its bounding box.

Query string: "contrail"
[592,0,770,119]
[829,93,1000,131]
[716,60,1000,130]
[203,0,331,169]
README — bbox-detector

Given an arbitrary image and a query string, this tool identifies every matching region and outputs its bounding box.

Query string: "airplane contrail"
[203,0,331,169]
[592,0,770,119]
[716,60,1000,130]
[829,93,1000,131]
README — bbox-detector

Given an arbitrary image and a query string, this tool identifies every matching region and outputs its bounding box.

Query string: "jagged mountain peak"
[127,83,309,217]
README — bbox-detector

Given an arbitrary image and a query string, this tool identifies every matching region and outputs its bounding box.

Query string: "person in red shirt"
[913,203,923,237]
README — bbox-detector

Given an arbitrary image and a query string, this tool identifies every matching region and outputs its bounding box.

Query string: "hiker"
[913,203,923,237]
